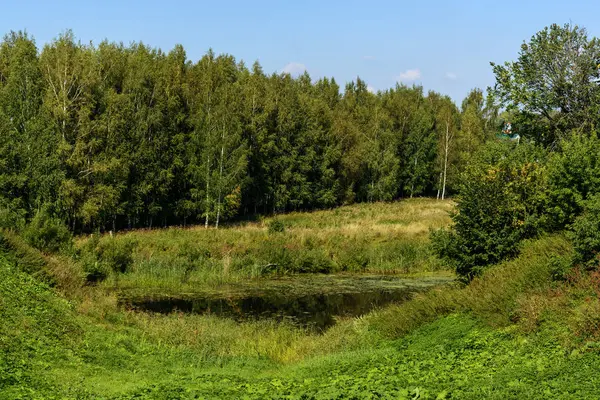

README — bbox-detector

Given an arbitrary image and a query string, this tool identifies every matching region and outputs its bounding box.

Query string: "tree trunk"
[205,154,210,228]
[442,120,451,200]
[410,155,418,198]
[437,171,442,200]
[215,124,225,229]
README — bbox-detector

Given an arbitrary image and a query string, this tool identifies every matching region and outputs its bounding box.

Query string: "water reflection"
[119,275,452,331]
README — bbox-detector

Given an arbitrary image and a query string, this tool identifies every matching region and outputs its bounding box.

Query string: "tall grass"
[75,198,454,292]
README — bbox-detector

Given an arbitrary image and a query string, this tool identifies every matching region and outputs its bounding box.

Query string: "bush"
[79,235,137,282]
[431,141,549,280]
[23,210,72,253]
[337,241,370,271]
[294,249,335,273]
[0,229,48,278]
[569,194,600,268]
[0,198,26,231]
[268,219,285,234]
[96,238,137,274]
[79,234,109,283]
[546,134,600,230]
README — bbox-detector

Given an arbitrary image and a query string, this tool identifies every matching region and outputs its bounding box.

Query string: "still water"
[119,274,453,331]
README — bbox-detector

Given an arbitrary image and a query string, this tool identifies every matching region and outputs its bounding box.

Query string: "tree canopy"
[0,30,494,232]
[491,23,600,146]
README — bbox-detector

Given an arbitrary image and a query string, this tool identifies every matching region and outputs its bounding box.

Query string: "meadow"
[75,198,454,292]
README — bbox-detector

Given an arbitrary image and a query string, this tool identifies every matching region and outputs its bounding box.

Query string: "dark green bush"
[0,198,26,231]
[546,134,600,230]
[0,229,48,278]
[294,249,335,273]
[548,254,574,281]
[337,242,370,271]
[431,141,549,280]
[262,245,295,273]
[79,235,137,282]
[268,219,285,234]
[96,238,137,274]
[23,210,72,253]
[569,194,600,268]
[79,234,109,283]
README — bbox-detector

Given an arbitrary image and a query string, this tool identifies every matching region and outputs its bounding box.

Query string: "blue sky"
[2,0,600,103]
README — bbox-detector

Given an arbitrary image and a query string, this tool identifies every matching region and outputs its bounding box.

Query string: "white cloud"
[396,69,421,82]
[363,55,376,60]
[445,72,458,80]
[367,85,376,94]
[280,62,307,76]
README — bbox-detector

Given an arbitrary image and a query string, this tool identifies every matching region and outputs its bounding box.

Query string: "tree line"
[0,30,498,232]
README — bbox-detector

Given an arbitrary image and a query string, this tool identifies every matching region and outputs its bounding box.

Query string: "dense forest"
[0,30,498,232]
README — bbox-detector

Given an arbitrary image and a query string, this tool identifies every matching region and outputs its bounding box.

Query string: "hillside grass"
[75,198,454,292]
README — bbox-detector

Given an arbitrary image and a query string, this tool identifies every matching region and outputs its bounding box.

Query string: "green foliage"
[546,133,600,230]
[432,141,548,279]
[491,23,600,146]
[0,198,25,231]
[548,254,573,281]
[87,200,451,290]
[0,29,497,234]
[569,194,600,267]
[96,237,137,274]
[22,209,72,253]
[267,218,285,233]
[79,234,109,283]
[0,229,47,277]
[78,235,137,283]
[1,226,596,399]
[0,253,78,396]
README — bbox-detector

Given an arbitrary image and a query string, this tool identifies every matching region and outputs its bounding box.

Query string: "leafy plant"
[546,134,600,230]
[431,141,548,279]
[22,209,72,253]
[96,237,137,274]
[569,193,600,268]
[268,219,285,234]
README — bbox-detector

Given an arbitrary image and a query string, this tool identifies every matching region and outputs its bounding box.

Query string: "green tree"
[491,23,600,146]
[432,142,548,279]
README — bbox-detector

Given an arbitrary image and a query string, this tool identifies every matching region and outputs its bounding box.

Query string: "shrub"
[337,242,370,271]
[431,141,549,280]
[569,193,600,268]
[548,254,573,281]
[0,229,48,278]
[79,234,109,283]
[546,134,600,230]
[79,235,137,282]
[23,209,72,253]
[96,237,137,274]
[268,219,285,234]
[0,198,25,231]
[294,249,335,273]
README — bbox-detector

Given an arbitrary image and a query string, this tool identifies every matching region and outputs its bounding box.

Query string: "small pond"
[118,274,453,331]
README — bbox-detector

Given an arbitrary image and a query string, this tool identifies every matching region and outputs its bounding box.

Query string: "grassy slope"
[4,200,600,398]
[82,199,454,292]
[0,253,80,398]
